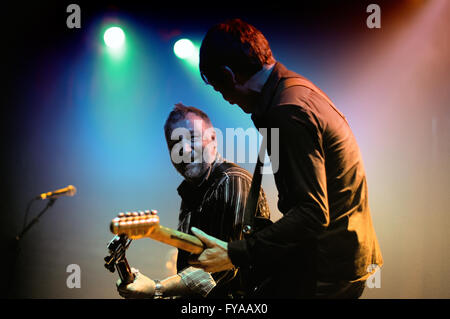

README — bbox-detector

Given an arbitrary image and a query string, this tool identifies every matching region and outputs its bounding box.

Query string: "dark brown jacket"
[228,63,383,297]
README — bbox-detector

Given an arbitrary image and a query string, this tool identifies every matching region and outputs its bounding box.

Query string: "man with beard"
[116,103,270,298]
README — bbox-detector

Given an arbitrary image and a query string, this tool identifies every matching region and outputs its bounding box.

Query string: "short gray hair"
[164,103,212,141]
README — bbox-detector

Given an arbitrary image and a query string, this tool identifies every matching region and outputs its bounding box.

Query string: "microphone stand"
[6,198,57,298]
[16,198,57,241]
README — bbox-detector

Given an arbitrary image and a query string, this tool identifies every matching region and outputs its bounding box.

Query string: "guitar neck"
[109,213,204,255]
[149,226,204,254]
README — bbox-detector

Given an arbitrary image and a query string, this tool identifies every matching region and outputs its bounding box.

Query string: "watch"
[154,280,163,299]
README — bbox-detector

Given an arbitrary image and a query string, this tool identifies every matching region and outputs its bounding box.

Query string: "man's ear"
[219,65,237,86]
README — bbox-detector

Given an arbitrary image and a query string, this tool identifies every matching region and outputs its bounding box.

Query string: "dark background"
[1,0,449,298]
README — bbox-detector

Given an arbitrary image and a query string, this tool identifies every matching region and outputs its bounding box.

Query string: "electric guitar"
[109,210,204,254]
[109,209,275,297]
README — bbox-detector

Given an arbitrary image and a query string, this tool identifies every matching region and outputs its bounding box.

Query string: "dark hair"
[164,103,212,140]
[199,18,275,84]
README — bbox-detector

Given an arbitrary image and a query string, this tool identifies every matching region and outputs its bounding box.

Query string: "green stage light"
[104,26,125,49]
[174,39,196,60]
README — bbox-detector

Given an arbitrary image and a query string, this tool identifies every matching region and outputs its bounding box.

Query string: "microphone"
[38,185,77,200]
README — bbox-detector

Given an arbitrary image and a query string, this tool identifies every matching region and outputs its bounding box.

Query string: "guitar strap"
[241,136,266,236]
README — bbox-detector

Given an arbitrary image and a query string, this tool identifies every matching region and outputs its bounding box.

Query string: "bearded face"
[166,113,217,183]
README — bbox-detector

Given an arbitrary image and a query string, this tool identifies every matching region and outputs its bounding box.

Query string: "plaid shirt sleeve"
[178,266,216,297]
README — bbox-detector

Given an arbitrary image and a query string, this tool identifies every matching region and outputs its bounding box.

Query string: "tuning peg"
[125,212,132,217]
[118,212,125,217]
[112,217,120,223]
[104,255,113,263]
[151,210,158,215]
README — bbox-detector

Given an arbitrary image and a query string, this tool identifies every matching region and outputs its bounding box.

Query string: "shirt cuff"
[228,239,251,269]
[178,266,216,297]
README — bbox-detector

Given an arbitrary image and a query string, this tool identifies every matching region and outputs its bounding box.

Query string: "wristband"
[154,280,163,299]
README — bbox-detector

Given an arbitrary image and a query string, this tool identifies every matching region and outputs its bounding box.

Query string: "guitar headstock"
[110,210,159,240]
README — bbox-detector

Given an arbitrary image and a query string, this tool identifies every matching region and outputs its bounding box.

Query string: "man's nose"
[181,140,192,154]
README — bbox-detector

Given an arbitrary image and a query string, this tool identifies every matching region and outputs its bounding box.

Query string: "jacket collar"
[243,63,276,93]
[252,62,302,123]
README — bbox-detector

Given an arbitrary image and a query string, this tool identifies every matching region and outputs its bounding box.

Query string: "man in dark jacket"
[189,18,383,298]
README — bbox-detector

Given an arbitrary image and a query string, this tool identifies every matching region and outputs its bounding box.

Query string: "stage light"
[104,26,125,49]
[174,39,196,60]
